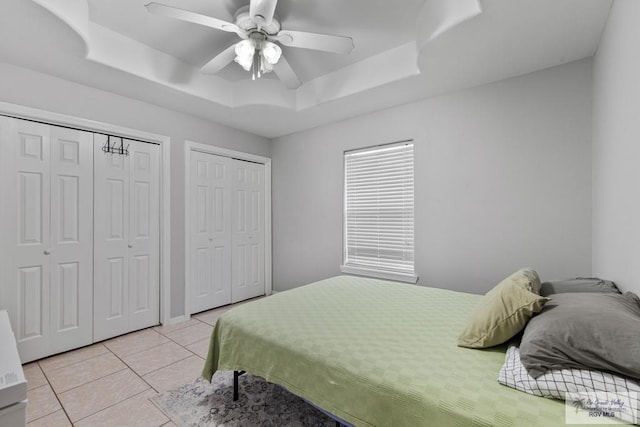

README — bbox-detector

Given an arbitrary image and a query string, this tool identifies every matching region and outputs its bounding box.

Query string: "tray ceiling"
[0,0,612,137]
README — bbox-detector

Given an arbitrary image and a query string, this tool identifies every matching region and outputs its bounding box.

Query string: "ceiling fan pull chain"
[259,52,264,77]
[252,57,256,80]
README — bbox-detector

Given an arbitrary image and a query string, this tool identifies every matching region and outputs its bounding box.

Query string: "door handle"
[209,237,213,242]
[44,249,51,255]
[128,242,133,248]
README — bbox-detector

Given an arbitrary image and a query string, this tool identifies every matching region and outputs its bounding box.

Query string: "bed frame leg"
[233,370,246,401]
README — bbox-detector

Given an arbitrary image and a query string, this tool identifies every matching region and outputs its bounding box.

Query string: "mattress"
[202,275,566,426]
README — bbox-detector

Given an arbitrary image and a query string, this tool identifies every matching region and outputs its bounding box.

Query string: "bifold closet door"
[189,152,265,313]
[189,151,232,313]
[0,117,94,362]
[231,159,265,303]
[93,136,160,341]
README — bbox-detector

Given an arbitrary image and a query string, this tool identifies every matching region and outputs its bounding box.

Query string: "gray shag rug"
[150,371,336,426]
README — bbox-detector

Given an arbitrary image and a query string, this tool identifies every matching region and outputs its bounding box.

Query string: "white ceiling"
[0,0,612,138]
[87,0,424,83]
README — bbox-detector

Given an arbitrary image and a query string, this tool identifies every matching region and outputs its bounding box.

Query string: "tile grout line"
[121,349,193,378]
[64,367,162,425]
[137,317,214,393]
[26,409,67,427]
[140,352,206,392]
[38,345,110,375]
[52,366,130,396]
[32,361,74,426]
[27,306,232,426]
[35,340,155,425]
[104,334,172,359]
[106,330,202,395]
[69,387,158,426]
[105,343,161,393]
[42,349,131,393]
[154,321,215,351]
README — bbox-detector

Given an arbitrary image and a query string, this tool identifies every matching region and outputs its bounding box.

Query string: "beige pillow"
[513,267,542,295]
[457,269,550,349]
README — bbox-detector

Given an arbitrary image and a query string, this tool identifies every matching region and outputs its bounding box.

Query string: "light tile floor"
[23,304,236,426]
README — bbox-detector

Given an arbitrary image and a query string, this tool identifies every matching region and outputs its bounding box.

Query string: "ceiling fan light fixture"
[234,38,281,79]
[146,1,354,89]
[260,59,275,74]
[261,41,282,65]
[234,39,256,71]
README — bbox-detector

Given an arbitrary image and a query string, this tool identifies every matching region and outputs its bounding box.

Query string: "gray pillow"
[519,292,640,380]
[539,277,619,297]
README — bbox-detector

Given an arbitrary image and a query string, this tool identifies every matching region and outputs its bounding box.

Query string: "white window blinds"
[343,142,415,281]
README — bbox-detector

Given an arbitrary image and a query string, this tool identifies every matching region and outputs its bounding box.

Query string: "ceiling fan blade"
[273,30,354,54]
[274,55,301,89]
[145,2,245,37]
[201,44,237,74]
[249,0,278,26]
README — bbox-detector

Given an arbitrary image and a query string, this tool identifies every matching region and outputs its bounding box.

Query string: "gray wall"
[272,59,593,294]
[592,0,640,294]
[0,53,599,312]
[0,62,271,318]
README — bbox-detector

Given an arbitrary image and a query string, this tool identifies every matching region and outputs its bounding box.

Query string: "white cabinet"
[189,152,265,313]
[0,310,27,427]
[93,136,160,341]
[0,117,94,363]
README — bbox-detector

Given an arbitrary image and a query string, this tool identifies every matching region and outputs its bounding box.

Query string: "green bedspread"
[202,275,567,426]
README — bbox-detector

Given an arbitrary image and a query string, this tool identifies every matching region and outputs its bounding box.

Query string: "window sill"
[340,265,418,284]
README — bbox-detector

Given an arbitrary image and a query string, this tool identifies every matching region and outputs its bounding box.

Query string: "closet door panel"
[231,160,265,303]
[55,262,79,328]
[0,118,52,362]
[128,140,159,330]
[94,135,130,341]
[94,137,160,340]
[190,152,213,313]
[18,266,46,340]
[106,257,126,317]
[189,152,231,313]
[210,157,232,305]
[49,126,93,353]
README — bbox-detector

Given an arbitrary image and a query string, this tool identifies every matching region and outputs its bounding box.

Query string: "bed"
[202,275,567,426]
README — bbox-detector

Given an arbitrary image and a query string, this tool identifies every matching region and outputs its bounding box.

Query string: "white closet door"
[0,117,93,362]
[94,136,160,341]
[93,135,130,340]
[189,152,232,313]
[0,118,52,362]
[231,160,265,303]
[49,126,94,354]
[128,140,160,330]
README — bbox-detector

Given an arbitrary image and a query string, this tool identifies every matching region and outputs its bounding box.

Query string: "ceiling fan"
[145,0,355,89]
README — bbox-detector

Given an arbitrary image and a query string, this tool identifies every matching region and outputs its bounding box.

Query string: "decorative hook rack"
[102,135,129,156]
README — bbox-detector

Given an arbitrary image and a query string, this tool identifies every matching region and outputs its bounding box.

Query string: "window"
[341,141,417,283]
